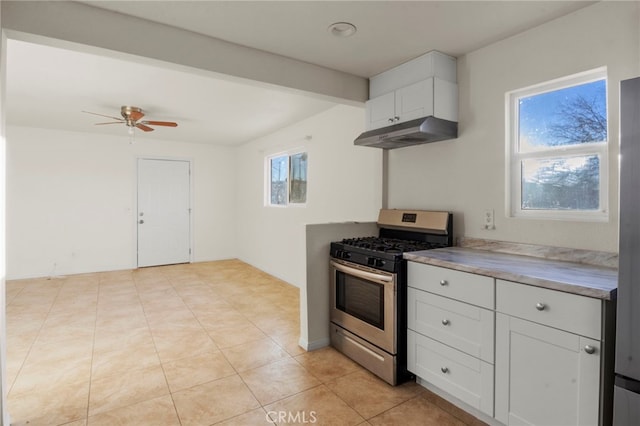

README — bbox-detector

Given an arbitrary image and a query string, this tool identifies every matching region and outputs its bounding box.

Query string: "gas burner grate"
[340,237,445,254]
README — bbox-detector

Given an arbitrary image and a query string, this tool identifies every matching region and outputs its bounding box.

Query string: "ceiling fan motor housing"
[121,106,143,127]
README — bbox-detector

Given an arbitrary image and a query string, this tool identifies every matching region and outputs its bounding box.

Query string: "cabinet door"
[395,79,433,124]
[365,91,395,130]
[495,313,600,426]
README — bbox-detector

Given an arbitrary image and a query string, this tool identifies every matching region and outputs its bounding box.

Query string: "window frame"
[265,148,308,208]
[506,68,609,222]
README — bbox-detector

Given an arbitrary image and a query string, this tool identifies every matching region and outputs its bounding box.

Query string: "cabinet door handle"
[584,345,596,355]
[535,302,546,311]
[388,118,394,123]
[440,280,448,286]
[441,367,449,374]
[441,319,450,326]
[393,116,400,122]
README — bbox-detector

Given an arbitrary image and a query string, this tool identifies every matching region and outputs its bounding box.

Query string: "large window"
[267,151,307,206]
[506,68,608,221]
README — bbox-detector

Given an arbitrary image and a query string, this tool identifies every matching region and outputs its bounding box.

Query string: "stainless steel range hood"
[354,116,457,149]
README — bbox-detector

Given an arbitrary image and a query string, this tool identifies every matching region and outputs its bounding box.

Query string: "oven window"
[335,271,384,329]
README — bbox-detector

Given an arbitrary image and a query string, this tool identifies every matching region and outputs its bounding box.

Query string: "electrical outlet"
[484,209,495,230]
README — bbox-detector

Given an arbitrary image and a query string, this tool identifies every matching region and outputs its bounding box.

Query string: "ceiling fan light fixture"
[328,22,357,38]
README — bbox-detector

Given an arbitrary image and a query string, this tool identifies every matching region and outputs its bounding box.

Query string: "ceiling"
[5,1,596,146]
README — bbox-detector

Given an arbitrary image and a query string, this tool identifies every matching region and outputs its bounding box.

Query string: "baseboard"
[298,336,330,351]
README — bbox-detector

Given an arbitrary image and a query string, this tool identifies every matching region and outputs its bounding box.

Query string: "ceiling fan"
[82,106,178,132]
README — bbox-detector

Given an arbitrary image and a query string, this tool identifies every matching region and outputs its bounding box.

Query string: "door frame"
[134,156,194,268]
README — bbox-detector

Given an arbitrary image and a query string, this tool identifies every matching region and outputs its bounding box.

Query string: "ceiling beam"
[1,1,368,104]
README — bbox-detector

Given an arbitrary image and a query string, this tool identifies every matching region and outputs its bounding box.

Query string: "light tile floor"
[6,259,486,425]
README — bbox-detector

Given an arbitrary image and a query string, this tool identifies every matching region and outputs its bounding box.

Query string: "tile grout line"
[132,268,185,426]
[84,271,109,425]
[6,277,66,399]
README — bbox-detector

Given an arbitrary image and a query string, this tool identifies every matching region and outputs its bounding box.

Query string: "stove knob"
[367,257,376,266]
[375,259,386,268]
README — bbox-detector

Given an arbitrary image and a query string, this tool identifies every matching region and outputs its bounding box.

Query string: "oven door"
[330,259,397,354]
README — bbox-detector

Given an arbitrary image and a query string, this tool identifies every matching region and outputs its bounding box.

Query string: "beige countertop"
[404,247,617,300]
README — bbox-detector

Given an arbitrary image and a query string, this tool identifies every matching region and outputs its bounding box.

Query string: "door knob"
[139,219,144,224]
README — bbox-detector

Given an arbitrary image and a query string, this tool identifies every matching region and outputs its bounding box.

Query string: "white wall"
[388,1,640,253]
[235,104,382,287]
[6,126,237,279]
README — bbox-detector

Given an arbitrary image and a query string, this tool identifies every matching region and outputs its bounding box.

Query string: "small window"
[506,68,608,220]
[266,151,307,206]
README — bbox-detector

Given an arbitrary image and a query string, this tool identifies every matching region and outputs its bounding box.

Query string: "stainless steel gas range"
[329,209,453,385]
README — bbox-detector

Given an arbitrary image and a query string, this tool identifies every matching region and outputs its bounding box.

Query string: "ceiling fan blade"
[94,122,124,125]
[142,120,178,127]
[82,110,124,121]
[136,123,154,132]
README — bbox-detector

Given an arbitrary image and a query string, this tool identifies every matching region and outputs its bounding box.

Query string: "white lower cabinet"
[495,313,601,426]
[407,262,495,417]
[407,262,611,426]
[495,280,603,426]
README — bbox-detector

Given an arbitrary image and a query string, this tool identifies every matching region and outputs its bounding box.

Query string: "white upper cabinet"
[366,91,397,130]
[365,51,458,131]
[395,80,434,123]
[366,79,437,130]
[369,51,457,98]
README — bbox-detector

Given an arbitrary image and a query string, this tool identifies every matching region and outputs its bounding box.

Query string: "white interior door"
[137,158,191,267]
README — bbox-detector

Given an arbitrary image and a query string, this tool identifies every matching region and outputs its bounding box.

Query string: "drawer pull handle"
[442,319,450,326]
[584,345,596,355]
[440,280,448,286]
[536,302,546,311]
[441,367,449,374]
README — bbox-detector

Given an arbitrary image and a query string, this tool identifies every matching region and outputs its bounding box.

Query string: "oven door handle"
[330,260,393,283]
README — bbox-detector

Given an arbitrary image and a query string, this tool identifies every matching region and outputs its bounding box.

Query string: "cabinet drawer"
[407,287,494,363]
[408,330,494,417]
[408,262,494,309]
[496,280,601,339]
